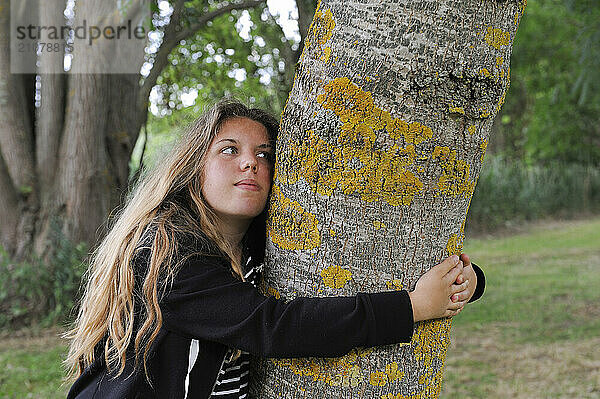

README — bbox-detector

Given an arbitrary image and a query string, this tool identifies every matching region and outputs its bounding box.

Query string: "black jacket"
[67,247,484,398]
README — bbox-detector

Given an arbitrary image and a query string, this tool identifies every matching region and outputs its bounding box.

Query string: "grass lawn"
[1,217,598,398]
[444,217,600,398]
[0,329,69,398]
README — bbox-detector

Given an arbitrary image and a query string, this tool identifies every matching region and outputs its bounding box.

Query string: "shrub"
[467,157,600,232]
[0,239,88,329]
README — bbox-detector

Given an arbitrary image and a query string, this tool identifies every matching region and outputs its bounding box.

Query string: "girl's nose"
[241,155,258,172]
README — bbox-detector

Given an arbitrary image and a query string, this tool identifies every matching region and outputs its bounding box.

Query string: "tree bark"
[36,1,66,193]
[251,0,524,397]
[0,150,19,254]
[0,0,39,258]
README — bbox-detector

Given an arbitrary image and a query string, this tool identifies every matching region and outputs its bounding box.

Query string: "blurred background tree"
[466,0,600,231]
[488,0,599,165]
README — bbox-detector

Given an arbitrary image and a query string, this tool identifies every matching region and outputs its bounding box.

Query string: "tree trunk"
[32,0,147,256]
[0,0,38,258]
[251,0,524,397]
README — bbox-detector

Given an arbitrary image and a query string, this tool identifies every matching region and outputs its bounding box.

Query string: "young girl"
[64,99,485,398]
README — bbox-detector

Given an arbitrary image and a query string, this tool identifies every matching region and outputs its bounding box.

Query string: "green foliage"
[134,1,296,177]
[494,0,600,165]
[0,238,88,329]
[150,2,292,118]
[467,155,600,231]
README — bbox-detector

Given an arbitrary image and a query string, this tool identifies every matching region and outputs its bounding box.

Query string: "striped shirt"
[208,259,261,398]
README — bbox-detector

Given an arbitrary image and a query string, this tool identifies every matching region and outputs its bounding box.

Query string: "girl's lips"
[234,179,260,191]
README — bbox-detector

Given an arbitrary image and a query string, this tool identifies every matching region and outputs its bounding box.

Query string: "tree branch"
[137,0,185,114]
[262,11,296,106]
[138,0,265,112]
[175,0,264,44]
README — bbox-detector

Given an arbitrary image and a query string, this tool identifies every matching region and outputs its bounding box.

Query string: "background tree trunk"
[33,0,147,256]
[251,0,524,397]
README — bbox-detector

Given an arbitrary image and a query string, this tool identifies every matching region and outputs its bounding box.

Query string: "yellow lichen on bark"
[278,73,488,208]
[266,286,281,299]
[379,363,446,398]
[301,5,335,63]
[479,107,491,118]
[496,68,510,113]
[267,185,321,250]
[484,26,510,49]
[431,146,476,198]
[445,233,461,256]
[448,106,465,115]
[320,265,352,289]
[411,318,452,397]
[385,280,403,291]
[280,76,432,205]
[272,348,374,388]
[369,362,405,387]
[373,220,386,230]
[514,0,528,27]
[313,8,335,47]
[271,311,452,394]
[317,77,433,147]
[276,128,424,206]
[446,220,467,257]
[480,138,489,162]
[413,319,452,369]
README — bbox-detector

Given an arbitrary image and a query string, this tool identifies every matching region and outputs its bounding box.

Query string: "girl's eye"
[257,151,273,161]
[221,146,237,155]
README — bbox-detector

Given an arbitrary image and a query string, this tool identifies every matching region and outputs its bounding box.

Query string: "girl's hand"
[451,253,478,303]
[408,255,469,322]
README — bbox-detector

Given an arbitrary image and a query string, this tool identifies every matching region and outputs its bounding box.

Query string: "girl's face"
[202,117,274,228]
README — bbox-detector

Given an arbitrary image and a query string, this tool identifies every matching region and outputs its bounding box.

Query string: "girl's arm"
[468,263,485,302]
[161,254,465,358]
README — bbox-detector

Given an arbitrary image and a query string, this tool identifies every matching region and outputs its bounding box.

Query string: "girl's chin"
[229,208,266,221]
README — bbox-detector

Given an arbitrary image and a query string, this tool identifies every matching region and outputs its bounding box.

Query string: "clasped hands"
[408,253,477,322]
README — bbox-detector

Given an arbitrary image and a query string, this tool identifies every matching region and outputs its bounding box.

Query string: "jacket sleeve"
[161,254,414,358]
[468,263,486,303]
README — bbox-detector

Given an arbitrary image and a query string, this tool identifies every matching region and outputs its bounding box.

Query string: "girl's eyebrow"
[216,138,237,145]
[215,138,272,149]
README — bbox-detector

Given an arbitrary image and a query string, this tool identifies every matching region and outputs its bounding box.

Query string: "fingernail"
[465,279,469,286]
[451,255,459,263]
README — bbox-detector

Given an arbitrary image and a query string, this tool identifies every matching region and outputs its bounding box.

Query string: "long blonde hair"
[64,99,278,383]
